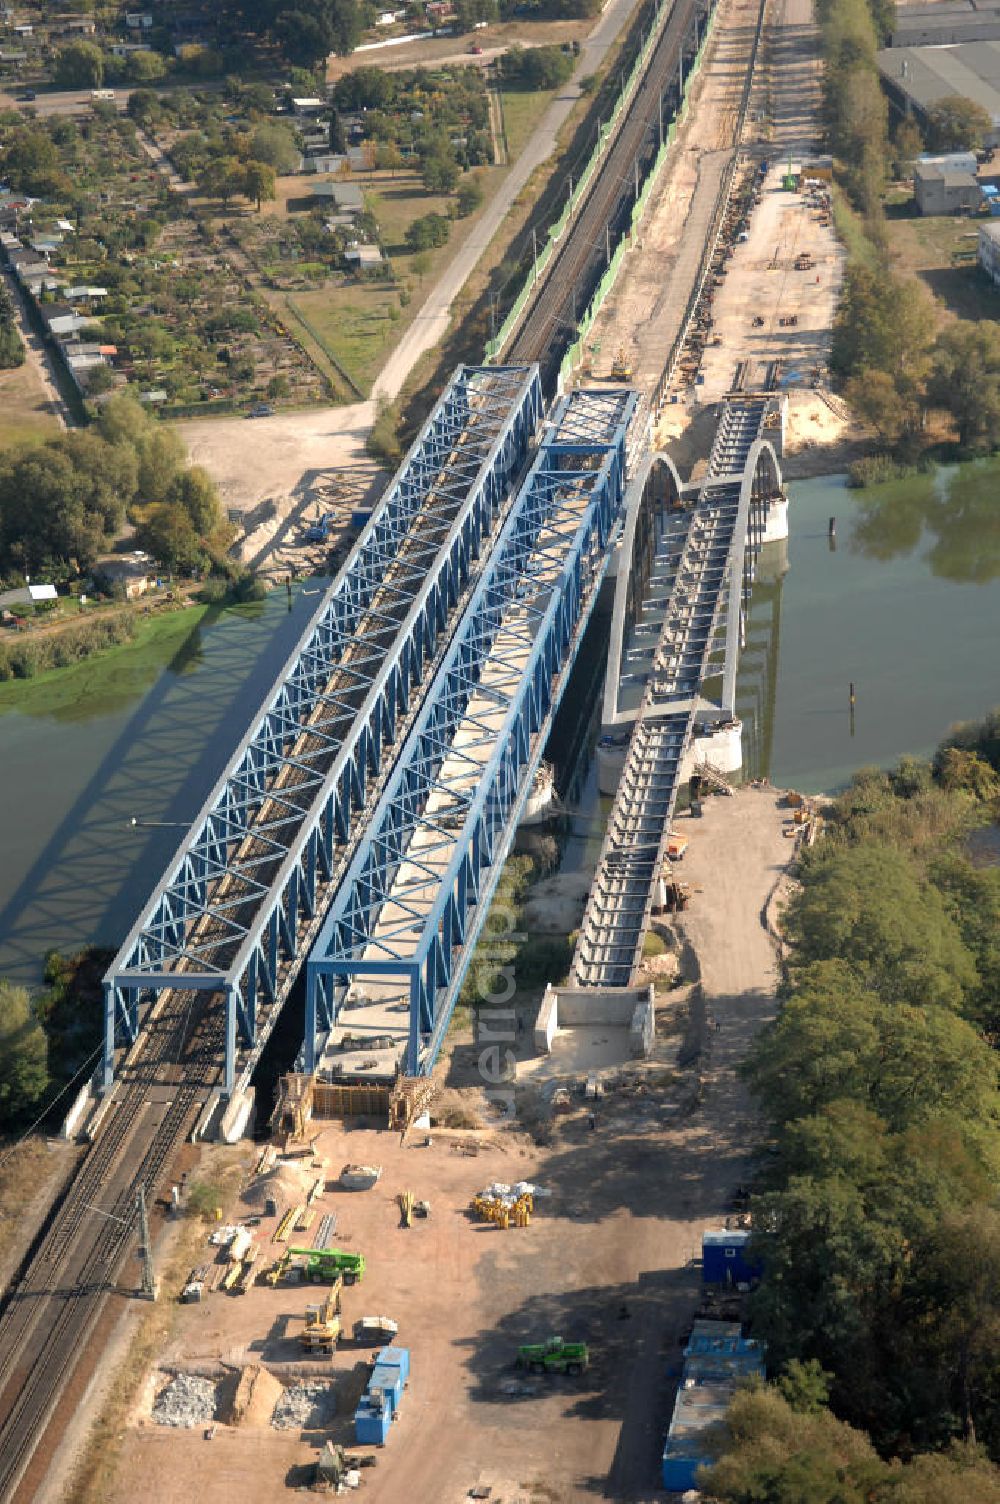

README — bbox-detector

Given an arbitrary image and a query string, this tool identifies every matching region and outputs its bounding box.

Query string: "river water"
[1,462,998,987]
[0,585,327,986]
[736,465,1000,793]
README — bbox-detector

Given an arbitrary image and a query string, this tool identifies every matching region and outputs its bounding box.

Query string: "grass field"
[0,355,62,454]
[287,283,405,395]
[497,86,558,161]
[884,193,1000,323]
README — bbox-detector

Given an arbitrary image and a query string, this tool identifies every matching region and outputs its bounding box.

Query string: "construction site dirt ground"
[97,788,794,1504]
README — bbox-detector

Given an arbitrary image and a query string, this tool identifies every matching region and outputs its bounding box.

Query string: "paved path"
[1,266,71,428]
[372,0,646,402]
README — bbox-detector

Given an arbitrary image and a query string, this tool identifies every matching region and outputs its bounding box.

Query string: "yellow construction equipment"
[471,1191,533,1229]
[610,346,633,381]
[397,1191,415,1228]
[300,1280,343,1354]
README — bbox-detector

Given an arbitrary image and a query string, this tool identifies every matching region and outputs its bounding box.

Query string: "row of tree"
[732,728,1000,1471]
[0,395,231,580]
[0,283,25,371]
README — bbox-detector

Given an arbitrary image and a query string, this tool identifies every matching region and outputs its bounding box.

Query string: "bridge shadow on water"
[0,586,325,985]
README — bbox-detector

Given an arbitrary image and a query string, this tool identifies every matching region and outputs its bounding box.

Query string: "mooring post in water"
[828,516,836,537]
[850,681,856,738]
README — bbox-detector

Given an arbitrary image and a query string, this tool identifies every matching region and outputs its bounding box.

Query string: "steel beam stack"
[305,389,636,1076]
[102,364,543,1094]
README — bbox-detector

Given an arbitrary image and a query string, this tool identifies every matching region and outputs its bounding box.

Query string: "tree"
[0,982,48,1126]
[127,88,162,125]
[275,9,334,65]
[375,140,403,175]
[893,115,924,175]
[499,44,574,90]
[929,321,1000,454]
[844,366,920,449]
[456,176,484,217]
[422,150,460,194]
[928,94,994,152]
[125,49,167,84]
[700,1384,1000,1503]
[241,158,276,209]
[781,842,978,1011]
[137,502,207,574]
[165,464,223,536]
[54,41,105,89]
[0,128,71,197]
[405,212,450,251]
[248,122,300,174]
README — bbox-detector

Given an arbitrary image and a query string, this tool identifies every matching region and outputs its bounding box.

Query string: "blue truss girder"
[305,388,637,1075]
[103,364,543,1092]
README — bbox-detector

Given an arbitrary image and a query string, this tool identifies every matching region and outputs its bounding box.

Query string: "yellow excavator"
[611,346,634,381]
[300,1279,342,1355]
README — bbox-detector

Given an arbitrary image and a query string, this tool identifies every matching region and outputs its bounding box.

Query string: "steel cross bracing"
[102,364,543,1093]
[573,399,780,987]
[305,388,636,1075]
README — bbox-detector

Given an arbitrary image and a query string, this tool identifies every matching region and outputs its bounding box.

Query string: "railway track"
[0,392,531,1504]
[509,0,700,385]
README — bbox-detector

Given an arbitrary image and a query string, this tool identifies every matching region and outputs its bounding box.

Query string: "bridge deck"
[305,389,635,1075]
[103,364,542,1093]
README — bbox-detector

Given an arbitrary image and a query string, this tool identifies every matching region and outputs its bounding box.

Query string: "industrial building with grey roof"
[878,42,1000,145]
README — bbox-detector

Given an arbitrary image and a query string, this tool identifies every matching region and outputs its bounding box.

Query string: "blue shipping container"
[369,1364,403,1414]
[702,1229,759,1286]
[355,1395,391,1446]
[376,1345,410,1384]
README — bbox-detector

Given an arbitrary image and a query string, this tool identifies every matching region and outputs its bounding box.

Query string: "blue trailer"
[702,1229,759,1287]
[354,1392,392,1446]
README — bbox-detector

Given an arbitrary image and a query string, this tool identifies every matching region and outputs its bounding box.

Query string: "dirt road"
[100,790,792,1504]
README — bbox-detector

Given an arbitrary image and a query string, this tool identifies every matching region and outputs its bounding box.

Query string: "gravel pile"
[152,1374,218,1428]
[270,1380,337,1430]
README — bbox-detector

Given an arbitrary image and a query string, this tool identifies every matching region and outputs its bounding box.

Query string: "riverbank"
[0,603,211,720]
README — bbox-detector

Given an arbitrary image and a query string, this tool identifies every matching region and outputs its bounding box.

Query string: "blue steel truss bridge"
[102,364,543,1104]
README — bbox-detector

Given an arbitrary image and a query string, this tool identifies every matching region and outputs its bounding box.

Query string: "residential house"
[291,96,326,117]
[94,557,152,598]
[345,243,383,268]
[310,181,364,212]
[125,12,154,27]
[306,153,344,175]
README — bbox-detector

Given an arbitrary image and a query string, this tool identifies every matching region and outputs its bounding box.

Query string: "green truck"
[516,1336,589,1375]
[288,1247,366,1284]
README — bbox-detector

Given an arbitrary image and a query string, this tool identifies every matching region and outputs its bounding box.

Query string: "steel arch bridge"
[574,397,785,988]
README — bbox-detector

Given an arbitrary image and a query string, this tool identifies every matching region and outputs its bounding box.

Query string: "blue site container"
[376,1345,410,1385]
[354,1393,391,1446]
[702,1229,759,1286]
[369,1363,403,1414]
[351,507,373,529]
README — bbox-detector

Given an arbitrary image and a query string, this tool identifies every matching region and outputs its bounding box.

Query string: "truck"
[287,1246,366,1284]
[516,1336,589,1375]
